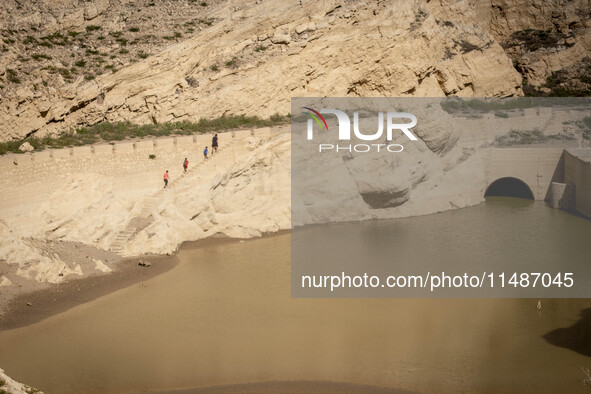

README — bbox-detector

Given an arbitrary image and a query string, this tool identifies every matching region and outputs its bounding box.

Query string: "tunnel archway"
[485,177,535,200]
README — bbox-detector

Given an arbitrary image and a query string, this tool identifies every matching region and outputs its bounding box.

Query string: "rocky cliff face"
[475,0,591,94]
[0,0,553,142]
[2,1,589,143]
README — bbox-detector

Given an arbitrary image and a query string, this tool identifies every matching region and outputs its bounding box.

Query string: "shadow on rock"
[543,308,591,357]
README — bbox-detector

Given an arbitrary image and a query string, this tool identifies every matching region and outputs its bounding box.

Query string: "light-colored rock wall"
[565,149,591,218]
[0,126,288,284]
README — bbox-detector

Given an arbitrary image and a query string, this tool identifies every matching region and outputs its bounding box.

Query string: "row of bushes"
[441,97,590,114]
[493,128,575,146]
[0,113,289,155]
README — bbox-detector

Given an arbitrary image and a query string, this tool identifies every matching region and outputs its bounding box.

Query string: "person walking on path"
[183,158,188,173]
[163,170,169,188]
[203,146,208,160]
[212,134,218,154]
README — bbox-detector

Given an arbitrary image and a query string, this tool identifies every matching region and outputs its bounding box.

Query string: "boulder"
[84,0,110,20]
[270,33,291,44]
[19,142,34,152]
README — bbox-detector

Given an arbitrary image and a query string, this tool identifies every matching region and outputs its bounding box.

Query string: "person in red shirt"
[163,170,169,188]
[183,158,188,172]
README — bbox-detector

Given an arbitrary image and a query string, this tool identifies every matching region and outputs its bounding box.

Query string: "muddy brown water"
[0,199,590,393]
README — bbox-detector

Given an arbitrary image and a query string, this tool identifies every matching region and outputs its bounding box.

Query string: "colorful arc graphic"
[303,107,328,131]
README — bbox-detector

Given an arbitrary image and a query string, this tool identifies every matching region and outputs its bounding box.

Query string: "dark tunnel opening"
[485,177,535,200]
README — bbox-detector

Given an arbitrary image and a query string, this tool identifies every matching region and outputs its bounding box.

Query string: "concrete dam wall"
[483,147,565,201]
[564,149,591,219]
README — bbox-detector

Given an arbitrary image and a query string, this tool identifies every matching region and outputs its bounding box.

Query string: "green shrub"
[508,29,562,52]
[255,45,266,52]
[149,154,156,159]
[58,68,72,79]
[210,64,218,71]
[493,128,573,146]
[129,27,140,32]
[23,35,37,45]
[494,111,509,118]
[31,53,52,60]
[74,60,86,67]
[6,68,21,83]
[86,25,101,32]
[225,57,237,67]
[269,112,284,122]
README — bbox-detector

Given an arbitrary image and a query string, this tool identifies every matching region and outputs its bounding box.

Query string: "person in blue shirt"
[203,146,208,160]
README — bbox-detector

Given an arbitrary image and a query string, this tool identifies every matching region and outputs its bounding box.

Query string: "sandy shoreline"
[0,231,289,331]
[0,253,178,331]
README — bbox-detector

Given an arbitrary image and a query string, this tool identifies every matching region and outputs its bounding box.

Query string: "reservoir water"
[0,198,590,393]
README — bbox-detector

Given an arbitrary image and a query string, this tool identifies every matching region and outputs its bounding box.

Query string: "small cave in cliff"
[485,177,534,200]
[361,190,409,209]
